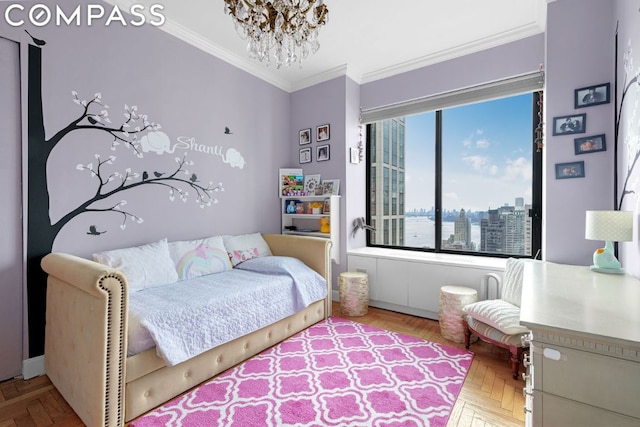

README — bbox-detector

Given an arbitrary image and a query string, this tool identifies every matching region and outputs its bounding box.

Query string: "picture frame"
[299,128,311,145]
[555,161,585,179]
[299,147,311,164]
[552,113,586,136]
[574,134,606,155]
[322,179,340,195]
[323,198,331,214]
[317,144,330,162]
[279,168,303,196]
[303,174,321,195]
[316,124,330,142]
[575,83,610,109]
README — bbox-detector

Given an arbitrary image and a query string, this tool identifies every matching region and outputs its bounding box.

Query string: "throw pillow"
[92,238,178,292]
[222,233,273,267]
[462,299,529,335]
[169,236,232,280]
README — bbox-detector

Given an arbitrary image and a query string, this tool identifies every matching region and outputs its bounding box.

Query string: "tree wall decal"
[26,41,225,355]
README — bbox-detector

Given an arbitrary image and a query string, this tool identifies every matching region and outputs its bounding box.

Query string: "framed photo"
[323,199,331,214]
[317,144,330,162]
[299,147,311,164]
[555,161,585,179]
[575,83,610,109]
[322,179,340,195]
[279,168,303,196]
[304,174,321,195]
[574,134,606,155]
[552,113,586,136]
[316,124,330,142]
[299,128,311,145]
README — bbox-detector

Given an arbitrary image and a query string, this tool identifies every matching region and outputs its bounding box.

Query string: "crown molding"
[359,22,545,85]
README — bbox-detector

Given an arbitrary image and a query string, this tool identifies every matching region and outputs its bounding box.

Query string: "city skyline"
[404,93,534,212]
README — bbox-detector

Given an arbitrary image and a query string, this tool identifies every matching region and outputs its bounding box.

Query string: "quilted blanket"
[128,256,327,366]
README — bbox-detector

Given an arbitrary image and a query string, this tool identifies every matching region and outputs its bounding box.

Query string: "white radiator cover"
[347,248,506,320]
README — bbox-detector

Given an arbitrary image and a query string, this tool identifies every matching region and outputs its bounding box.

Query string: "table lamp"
[585,210,633,274]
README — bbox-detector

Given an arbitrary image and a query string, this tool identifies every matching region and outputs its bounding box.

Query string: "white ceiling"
[113,0,549,92]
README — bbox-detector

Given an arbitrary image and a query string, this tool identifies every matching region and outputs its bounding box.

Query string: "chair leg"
[463,320,471,350]
[509,346,523,380]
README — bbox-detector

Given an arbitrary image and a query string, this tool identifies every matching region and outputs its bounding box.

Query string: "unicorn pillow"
[168,236,232,280]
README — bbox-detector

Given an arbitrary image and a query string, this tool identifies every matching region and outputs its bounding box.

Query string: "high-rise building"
[480,199,530,255]
[370,118,406,246]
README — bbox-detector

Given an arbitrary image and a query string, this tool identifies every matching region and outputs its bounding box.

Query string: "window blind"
[361,71,544,124]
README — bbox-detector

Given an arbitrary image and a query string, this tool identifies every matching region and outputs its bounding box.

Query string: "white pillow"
[168,236,232,280]
[92,238,178,292]
[222,233,272,267]
[462,299,529,335]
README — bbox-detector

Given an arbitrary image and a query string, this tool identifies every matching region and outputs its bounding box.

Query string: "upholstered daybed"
[42,233,332,427]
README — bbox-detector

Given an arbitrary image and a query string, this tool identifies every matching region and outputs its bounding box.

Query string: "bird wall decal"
[224,126,233,134]
[153,171,164,178]
[25,30,46,46]
[142,171,149,180]
[87,225,107,236]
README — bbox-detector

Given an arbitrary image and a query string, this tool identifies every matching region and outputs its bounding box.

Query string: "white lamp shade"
[585,210,633,242]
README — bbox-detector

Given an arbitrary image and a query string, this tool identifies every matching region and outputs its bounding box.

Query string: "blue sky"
[404,93,533,212]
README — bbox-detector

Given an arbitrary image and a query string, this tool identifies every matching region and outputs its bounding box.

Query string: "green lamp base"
[590,265,625,275]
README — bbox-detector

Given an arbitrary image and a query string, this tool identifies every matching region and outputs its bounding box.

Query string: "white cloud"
[444,192,459,201]
[463,155,490,172]
[504,157,531,180]
[476,139,490,149]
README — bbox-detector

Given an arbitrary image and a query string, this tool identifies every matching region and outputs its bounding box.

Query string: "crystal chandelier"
[224,0,329,69]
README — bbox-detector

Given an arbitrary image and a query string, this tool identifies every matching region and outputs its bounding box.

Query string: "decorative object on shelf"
[574,134,606,155]
[309,201,323,214]
[554,161,585,179]
[223,0,329,69]
[286,200,297,213]
[304,174,321,195]
[320,217,330,233]
[299,147,311,164]
[299,128,311,145]
[552,113,586,136]
[322,198,331,214]
[585,210,633,274]
[575,82,610,109]
[279,168,303,196]
[322,179,339,195]
[316,124,330,142]
[317,144,330,162]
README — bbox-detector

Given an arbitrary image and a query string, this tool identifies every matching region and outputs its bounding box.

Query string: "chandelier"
[224,0,329,69]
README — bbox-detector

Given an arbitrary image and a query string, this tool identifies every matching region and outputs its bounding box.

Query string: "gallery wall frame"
[574,134,606,155]
[552,113,586,136]
[555,161,585,179]
[575,83,610,109]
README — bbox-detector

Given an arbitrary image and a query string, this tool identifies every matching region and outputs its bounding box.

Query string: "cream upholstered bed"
[42,234,332,427]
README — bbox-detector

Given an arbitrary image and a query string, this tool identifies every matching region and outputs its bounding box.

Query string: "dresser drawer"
[534,391,640,427]
[536,343,640,418]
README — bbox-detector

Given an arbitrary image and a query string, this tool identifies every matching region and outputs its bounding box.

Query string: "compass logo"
[4,3,165,27]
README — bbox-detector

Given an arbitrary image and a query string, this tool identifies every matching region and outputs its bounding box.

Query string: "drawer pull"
[543,347,563,361]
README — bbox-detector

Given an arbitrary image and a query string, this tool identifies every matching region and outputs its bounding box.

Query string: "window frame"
[364,86,543,260]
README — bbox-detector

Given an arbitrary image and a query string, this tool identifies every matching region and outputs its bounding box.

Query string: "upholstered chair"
[462,258,530,380]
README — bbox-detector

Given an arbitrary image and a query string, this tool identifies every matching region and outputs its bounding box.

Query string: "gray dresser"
[519,262,640,427]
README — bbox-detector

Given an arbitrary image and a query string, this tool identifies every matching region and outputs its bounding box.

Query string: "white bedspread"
[127,256,327,366]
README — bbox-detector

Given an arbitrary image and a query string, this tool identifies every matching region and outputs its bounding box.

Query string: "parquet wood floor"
[0,302,525,426]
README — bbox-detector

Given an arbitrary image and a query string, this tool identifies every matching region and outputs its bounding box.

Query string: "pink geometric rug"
[130,317,473,427]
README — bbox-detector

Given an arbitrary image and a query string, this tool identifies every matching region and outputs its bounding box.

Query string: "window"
[364,75,542,258]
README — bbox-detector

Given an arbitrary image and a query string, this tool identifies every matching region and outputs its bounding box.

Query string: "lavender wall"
[290,76,349,287]
[2,0,290,356]
[614,0,640,278]
[544,0,615,265]
[361,35,545,111]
